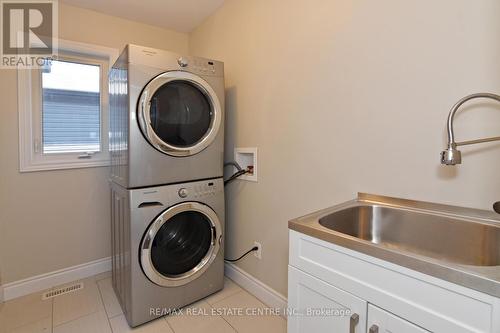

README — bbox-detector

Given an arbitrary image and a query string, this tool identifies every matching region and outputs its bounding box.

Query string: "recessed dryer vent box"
[234,147,257,182]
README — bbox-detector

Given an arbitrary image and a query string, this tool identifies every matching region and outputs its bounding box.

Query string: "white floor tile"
[53,310,111,333]
[166,301,236,333]
[97,278,123,318]
[8,317,51,333]
[204,278,242,305]
[0,272,285,333]
[109,315,173,333]
[0,291,52,333]
[53,277,105,326]
[213,290,286,333]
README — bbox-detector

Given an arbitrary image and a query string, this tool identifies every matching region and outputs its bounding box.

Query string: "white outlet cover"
[253,241,262,259]
[234,147,258,182]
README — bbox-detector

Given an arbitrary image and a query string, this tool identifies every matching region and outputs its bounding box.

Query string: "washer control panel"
[193,181,218,198]
[175,179,222,199]
[133,178,223,207]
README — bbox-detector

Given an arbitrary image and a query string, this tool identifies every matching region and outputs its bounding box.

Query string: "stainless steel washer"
[111,178,225,327]
[109,45,225,188]
[140,201,221,287]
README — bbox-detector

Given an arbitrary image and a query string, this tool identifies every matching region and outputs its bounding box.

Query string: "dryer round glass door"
[140,202,222,287]
[138,71,222,157]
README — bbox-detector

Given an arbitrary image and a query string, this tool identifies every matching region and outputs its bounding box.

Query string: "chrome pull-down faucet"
[440,93,500,165]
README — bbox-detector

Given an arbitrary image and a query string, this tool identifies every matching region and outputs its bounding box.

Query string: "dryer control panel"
[178,56,219,76]
[129,44,224,78]
[177,57,217,74]
[177,180,220,199]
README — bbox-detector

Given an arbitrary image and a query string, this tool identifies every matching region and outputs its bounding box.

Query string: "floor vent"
[42,282,84,300]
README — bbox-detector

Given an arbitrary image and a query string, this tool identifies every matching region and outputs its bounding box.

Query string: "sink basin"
[289,193,500,298]
[318,205,500,266]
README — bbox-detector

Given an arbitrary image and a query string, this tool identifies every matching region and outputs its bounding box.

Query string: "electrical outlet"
[253,241,262,259]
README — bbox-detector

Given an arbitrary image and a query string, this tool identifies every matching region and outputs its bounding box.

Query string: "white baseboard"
[3,257,287,310]
[224,262,287,314]
[3,257,111,301]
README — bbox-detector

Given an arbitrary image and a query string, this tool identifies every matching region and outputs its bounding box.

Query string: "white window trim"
[18,39,119,172]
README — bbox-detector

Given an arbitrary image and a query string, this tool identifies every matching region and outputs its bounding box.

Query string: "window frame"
[18,39,118,172]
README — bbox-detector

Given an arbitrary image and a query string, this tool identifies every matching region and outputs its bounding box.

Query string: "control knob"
[177,57,188,67]
[178,188,188,198]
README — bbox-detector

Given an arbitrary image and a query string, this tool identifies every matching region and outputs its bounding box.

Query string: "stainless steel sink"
[318,205,500,266]
[289,193,500,297]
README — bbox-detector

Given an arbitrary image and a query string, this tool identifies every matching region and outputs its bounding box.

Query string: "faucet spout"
[441,93,500,165]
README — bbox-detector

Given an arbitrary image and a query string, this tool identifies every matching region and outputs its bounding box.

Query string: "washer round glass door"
[140,202,222,287]
[138,71,222,156]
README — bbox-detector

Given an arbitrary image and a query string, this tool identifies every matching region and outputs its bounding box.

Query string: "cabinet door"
[367,304,430,333]
[288,266,367,333]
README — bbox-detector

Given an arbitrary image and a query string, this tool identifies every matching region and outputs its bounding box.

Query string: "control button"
[178,188,188,198]
[177,57,188,67]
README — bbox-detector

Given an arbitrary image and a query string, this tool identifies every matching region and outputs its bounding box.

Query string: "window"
[42,60,101,154]
[18,40,118,172]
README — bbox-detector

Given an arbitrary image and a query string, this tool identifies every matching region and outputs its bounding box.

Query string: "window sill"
[19,159,110,173]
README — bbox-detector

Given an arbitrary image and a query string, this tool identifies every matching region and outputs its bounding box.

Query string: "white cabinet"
[367,305,429,333]
[288,266,427,333]
[288,266,366,333]
[288,230,500,333]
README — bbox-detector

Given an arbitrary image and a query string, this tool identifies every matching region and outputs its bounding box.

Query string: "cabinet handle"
[369,324,379,333]
[349,313,359,333]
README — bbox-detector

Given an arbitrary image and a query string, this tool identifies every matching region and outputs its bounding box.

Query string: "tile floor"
[0,272,286,333]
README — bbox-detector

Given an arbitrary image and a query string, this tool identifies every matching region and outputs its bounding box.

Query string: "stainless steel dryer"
[109,45,225,188]
[111,178,224,327]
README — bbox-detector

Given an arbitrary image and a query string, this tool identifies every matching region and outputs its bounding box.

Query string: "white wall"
[1,0,499,298]
[190,0,500,295]
[0,3,189,285]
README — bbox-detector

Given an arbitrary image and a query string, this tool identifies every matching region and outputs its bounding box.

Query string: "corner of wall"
[0,269,4,303]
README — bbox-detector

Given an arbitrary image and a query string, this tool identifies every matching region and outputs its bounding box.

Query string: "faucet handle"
[493,202,500,214]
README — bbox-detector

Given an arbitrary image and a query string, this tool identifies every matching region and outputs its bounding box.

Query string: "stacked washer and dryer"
[109,45,225,327]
